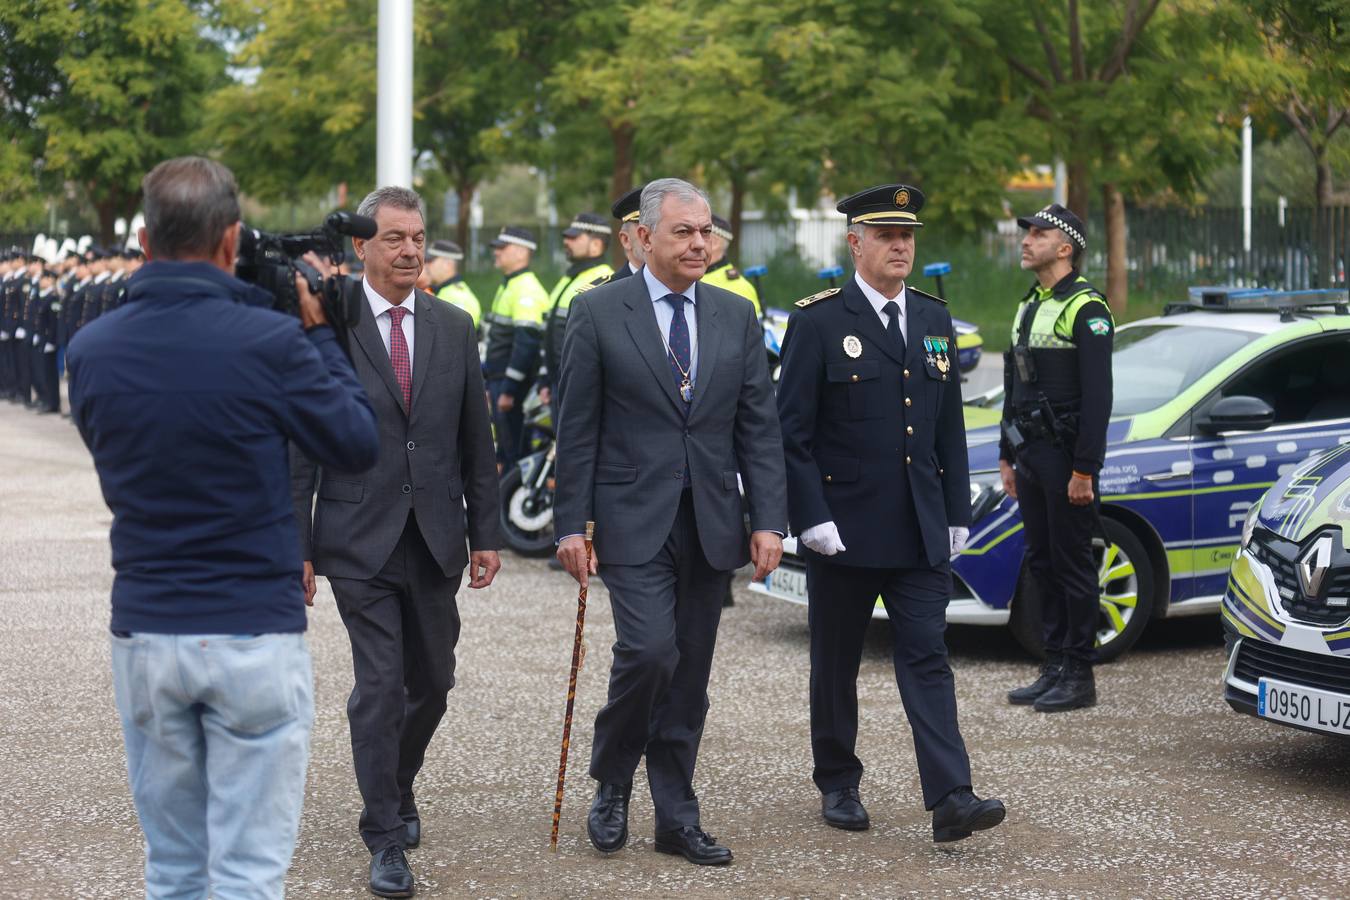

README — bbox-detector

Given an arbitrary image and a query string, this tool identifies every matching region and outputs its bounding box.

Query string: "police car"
[1222,442,1350,736]
[752,287,1350,662]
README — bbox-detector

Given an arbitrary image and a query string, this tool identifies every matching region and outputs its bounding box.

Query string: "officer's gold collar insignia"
[842,335,863,358]
[795,287,840,308]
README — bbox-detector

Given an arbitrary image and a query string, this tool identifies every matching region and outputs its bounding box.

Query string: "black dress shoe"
[402,813,421,849]
[587,782,632,853]
[1008,659,1063,705]
[821,787,870,831]
[1034,661,1097,712]
[932,788,1006,843]
[369,845,415,898]
[654,826,733,866]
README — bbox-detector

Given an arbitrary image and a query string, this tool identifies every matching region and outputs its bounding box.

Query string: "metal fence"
[986,205,1350,294]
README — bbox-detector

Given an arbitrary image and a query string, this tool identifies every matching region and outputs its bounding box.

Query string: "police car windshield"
[1112,324,1257,416]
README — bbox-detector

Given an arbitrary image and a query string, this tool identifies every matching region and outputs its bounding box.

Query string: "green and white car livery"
[1223,441,1350,736]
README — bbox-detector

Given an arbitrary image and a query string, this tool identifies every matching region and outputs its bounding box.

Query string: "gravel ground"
[3,397,1349,899]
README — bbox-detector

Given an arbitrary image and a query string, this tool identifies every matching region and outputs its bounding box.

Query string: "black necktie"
[882,300,905,356]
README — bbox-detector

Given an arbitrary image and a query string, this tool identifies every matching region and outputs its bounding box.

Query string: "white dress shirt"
[642,266,699,385]
[363,278,417,374]
[853,271,907,343]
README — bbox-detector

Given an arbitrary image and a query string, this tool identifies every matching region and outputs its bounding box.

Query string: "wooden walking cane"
[550,520,595,851]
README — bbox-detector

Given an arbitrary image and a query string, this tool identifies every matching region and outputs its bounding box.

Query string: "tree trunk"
[1067,158,1090,220]
[609,122,636,269]
[1102,182,1127,316]
[94,197,119,249]
[456,179,475,249]
[728,174,746,267]
[1315,153,1333,288]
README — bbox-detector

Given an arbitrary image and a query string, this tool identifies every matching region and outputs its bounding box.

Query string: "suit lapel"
[351,287,408,416]
[623,274,686,415]
[843,281,906,366]
[410,292,435,410]
[687,283,722,420]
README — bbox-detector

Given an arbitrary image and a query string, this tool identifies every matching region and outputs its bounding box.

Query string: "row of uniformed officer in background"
[0,245,142,414]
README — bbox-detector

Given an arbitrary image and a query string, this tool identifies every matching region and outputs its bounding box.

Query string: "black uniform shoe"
[654,826,733,866]
[821,787,870,830]
[931,788,1006,843]
[369,845,415,898]
[1008,659,1063,705]
[587,782,632,853]
[401,813,421,849]
[1034,661,1097,712]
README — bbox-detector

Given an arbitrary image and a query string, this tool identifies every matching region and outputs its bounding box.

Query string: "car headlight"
[969,472,1006,523]
[1240,500,1263,550]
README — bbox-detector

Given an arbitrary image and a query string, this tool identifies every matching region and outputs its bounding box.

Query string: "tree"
[1,0,226,245]
[959,0,1234,312]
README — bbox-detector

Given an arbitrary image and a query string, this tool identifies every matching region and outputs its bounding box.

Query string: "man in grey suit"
[291,186,502,898]
[555,178,787,866]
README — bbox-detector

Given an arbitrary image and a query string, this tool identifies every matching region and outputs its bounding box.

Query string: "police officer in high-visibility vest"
[702,214,760,315]
[777,183,1005,843]
[483,226,550,468]
[538,212,613,418]
[425,239,482,332]
[609,185,646,281]
[1001,203,1114,713]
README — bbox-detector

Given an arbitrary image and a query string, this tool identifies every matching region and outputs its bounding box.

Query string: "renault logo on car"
[1298,533,1335,599]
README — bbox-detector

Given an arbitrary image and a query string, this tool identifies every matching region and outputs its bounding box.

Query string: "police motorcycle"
[498,386,557,556]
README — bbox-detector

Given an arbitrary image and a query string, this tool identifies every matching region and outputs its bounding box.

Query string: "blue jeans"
[111,632,314,899]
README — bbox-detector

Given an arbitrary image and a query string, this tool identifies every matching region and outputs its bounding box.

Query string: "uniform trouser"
[38,346,59,412]
[806,557,972,810]
[486,377,525,467]
[1014,439,1100,664]
[589,490,730,832]
[13,334,31,404]
[0,336,12,397]
[328,512,463,853]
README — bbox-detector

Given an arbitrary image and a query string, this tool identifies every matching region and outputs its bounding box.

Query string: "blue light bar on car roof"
[1186,286,1350,310]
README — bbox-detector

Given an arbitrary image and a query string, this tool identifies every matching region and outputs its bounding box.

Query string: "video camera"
[236,211,378,355]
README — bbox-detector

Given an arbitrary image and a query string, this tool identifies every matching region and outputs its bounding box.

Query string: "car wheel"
[1007,516,1156,663]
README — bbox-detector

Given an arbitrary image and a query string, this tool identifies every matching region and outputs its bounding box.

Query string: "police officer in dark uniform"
[777,183,1005,843]
[0,252,20,401]
[1001,204,1113,712]
[609,185,645,281]
[13,256,39,407]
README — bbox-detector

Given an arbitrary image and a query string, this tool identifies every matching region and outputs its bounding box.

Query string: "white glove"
[801,521,847,556]
[32,334,41,346]
[949,526,970,557]
[43,342,55,353]
[0,331,9,340]
[14,327,25,340]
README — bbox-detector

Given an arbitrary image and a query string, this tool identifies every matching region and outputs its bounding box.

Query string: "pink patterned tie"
[387,306,412,409]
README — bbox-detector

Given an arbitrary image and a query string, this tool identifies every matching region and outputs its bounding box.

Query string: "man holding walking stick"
[554,178,787,866]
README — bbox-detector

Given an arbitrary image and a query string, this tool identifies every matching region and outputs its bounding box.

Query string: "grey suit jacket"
[553,271,787,571]
[291,287,501,579]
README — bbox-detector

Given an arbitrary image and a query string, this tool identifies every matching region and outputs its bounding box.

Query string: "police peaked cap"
[1017,203,1087,249]
[836,183,925,227]
[427,239,464,260]
[490,226,538,251]
[711,215,734,243]
[611,185,645,223]
[562,212,612,238]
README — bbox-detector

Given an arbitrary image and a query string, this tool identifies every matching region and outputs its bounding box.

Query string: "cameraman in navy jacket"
[67,156,379,898]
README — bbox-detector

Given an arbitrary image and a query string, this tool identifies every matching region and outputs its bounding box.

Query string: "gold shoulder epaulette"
[908,286,947,306]
[576,273,613,294]
[795,287,840,308]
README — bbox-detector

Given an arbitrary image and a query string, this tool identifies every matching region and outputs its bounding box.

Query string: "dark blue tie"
[882,300,905,356]
[662,293,692,407]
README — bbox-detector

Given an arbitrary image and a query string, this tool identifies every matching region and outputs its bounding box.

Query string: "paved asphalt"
[2,395,1349,899]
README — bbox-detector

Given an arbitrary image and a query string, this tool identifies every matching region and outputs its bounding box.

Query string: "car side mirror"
[1197,394,1275,433]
